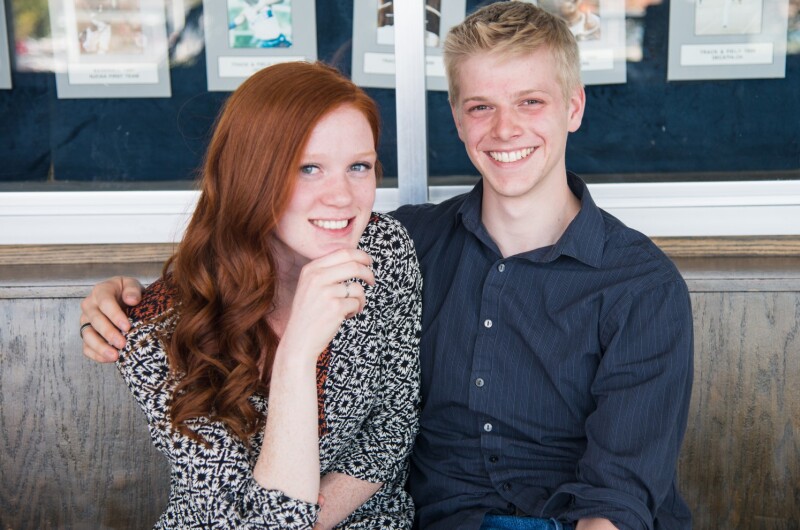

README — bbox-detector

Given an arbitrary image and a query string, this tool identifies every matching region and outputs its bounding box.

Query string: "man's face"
[450,49,584,206]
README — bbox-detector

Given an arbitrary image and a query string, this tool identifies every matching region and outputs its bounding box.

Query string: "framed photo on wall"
[528,0,627,85]
[203,0,317,92]
[351,0,466,91]
[48,0,172,98]
[667,0,789,80]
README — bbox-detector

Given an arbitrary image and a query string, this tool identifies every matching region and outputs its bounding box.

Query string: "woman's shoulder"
[359,212,421,292]
[117,278,176,427]
[126,277,178,327]
[360,212,414,250]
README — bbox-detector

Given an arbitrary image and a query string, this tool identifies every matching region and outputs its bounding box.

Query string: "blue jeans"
[480,514,574,530]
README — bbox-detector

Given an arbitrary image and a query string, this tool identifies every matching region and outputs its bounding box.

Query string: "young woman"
[112,62,421,529]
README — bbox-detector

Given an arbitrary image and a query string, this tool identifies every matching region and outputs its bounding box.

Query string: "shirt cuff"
[543,483,652,530]
[239,481,320,529]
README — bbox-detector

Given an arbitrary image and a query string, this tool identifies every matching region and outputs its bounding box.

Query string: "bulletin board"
[1,0,798,186]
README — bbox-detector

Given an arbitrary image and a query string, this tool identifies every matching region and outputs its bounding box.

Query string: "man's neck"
[480,177,581,258]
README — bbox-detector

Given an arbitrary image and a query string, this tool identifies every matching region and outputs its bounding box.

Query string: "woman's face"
[273,104,377,268]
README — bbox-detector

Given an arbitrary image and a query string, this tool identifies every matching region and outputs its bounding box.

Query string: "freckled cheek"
[352,187,376,237]
[355,182,377,210]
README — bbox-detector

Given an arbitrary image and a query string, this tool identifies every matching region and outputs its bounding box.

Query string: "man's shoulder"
[391,192,470,243]
[598,208,684,287]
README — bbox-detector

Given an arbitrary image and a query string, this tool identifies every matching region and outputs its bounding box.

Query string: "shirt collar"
[456,180,484,231]
[456,180,503,256]
[456,173,605,267]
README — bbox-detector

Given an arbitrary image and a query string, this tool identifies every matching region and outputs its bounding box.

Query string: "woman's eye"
[300,165,319,175]
[349,162,372,172]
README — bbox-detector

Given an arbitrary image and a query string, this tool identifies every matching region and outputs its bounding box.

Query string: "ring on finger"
[79,322,93,340]
[343,281,351,298]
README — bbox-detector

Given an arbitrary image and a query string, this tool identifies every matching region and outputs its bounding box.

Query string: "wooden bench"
[1,255,798,528]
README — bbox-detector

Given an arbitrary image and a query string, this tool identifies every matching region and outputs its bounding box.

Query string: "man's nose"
[492,107,522,141]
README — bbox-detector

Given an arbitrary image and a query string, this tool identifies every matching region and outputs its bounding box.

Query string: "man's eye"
[522,99,542,106]
[469,104,490,112]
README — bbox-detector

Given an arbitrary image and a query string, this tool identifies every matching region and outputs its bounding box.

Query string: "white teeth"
[489,147,534,163]
[312,219,349,230]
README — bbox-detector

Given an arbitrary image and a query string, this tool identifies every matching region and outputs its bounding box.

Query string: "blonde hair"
[443,1,581,103]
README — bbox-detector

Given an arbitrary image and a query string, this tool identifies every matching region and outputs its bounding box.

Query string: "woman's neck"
[267,247,302,338]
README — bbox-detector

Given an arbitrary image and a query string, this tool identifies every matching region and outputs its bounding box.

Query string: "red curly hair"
[163,62,381,443]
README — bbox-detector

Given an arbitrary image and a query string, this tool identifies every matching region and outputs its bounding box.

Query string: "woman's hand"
[279,248,375,363]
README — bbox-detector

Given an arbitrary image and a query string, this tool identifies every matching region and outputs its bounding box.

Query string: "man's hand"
[576,518,619,530]
[79,276,145,362]
[313,473,381,530]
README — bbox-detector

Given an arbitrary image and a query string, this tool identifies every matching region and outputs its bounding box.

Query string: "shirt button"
[503,482,512,491]
[475,378,485,387]
[483,422,493,432]
[484,319,493,328]
[498,263,505,272]
[489,455,498,463]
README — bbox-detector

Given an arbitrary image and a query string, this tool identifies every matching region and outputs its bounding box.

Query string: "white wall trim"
[1,180,799,245]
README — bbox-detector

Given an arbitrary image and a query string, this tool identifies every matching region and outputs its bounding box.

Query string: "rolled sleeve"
[237,483,320,529]
[547,279,694,530]
[168,420,322,529]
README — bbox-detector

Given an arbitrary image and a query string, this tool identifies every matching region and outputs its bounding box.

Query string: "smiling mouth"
[488,147,535,163]
[311,219,351,230]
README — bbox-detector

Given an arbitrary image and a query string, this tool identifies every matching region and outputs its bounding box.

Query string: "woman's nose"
[321,174,353,206]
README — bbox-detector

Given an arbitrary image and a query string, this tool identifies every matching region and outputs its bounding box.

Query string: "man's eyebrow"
[459,96,489,106]
[459,89,548,106]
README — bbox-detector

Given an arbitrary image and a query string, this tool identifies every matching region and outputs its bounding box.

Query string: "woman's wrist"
[272,336,320,374]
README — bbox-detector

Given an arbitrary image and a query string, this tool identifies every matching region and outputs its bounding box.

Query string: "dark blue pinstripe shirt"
[391,174,693,530]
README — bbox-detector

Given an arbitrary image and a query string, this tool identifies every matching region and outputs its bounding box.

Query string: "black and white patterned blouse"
[117,213,422,529]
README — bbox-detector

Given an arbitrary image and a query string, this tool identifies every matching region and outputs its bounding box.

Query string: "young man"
[79,3,693,529]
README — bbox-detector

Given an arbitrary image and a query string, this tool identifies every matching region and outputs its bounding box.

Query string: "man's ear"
[451,103,465,142]
[567,85,586,133]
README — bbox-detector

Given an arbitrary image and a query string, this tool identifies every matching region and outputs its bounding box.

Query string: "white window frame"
[1,180,799,245]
